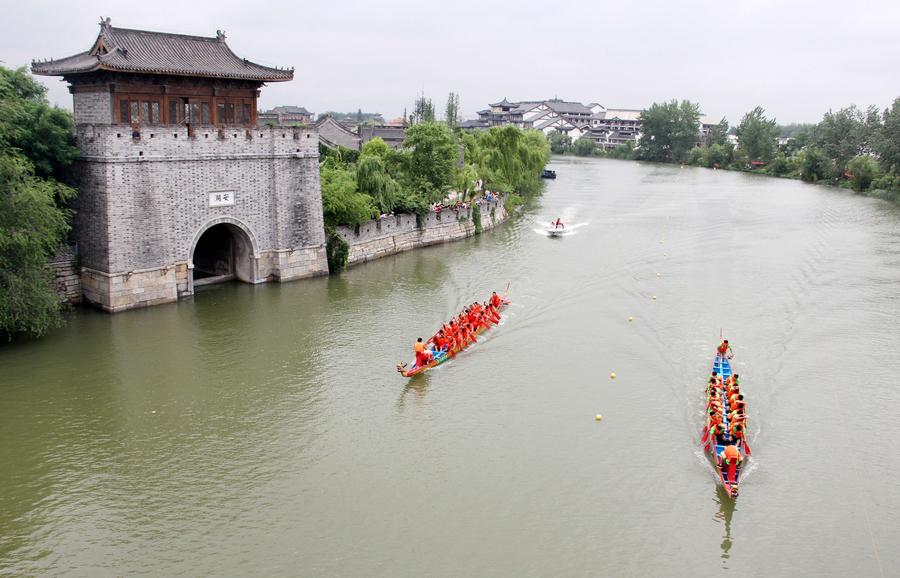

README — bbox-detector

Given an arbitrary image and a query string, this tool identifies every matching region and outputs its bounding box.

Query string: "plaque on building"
[209,191,236,207]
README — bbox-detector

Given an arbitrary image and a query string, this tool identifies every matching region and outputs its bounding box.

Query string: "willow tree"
[474,126,550,194]
[357,155,400,213]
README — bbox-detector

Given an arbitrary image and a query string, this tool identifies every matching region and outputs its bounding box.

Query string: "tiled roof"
[271,106,311,114]
[602,109,643,121]
[31,18,293,82]
[489,97,515,108]
[545,100,592,115]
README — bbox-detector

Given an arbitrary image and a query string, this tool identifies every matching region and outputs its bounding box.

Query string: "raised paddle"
[742,438,752,457]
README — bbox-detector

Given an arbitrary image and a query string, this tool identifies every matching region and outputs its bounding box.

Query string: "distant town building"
[474,98,603,140]
[588,109,643,149]
[258,105,314,125]
[315,115,361,150]
[359,125,406,150]
[469,97,726,151]
[31,18,327,312]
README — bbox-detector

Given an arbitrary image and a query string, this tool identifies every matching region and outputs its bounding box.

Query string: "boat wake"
[532,221,589,237]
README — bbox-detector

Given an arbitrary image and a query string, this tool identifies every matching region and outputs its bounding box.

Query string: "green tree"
[572,136,596,156]
[637,99,702,163]
[736,106,778,163]
[0,156,75,338]
[766,153,797,176]
[445,92,460,131]
[606,141,635,160]
[548,130,572,154]
[402,122,457,201]
[474,126,550,194]
[412,95,435,124]
[846,155,880,191]
[702,143,734,168]
[357,155,400,213]
[0,66,79,338]
[876,98,900,173]
[796,146,834,182]
[320,164,377,227]
[705,117,729,147]
[815,105,875,174]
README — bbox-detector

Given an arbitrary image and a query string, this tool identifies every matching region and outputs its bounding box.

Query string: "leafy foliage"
[736,106,778,163]
[797,146,834,182]
[473,126,550,195]
[638,100,701,163]
[548,131,572,154]
[572,136,596,157]
[0,66,78,338]
[815,105,874,173]
[705,118,729,147]
[403,122,457,202]
[875,98,900,173]
[320,164,377,227]
[445,92,459,130]
[846,155,879,191]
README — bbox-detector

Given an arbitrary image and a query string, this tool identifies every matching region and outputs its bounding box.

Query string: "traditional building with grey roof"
[32,18,327,312]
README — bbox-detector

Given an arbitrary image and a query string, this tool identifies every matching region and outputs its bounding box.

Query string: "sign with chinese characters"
[209,191,235,207]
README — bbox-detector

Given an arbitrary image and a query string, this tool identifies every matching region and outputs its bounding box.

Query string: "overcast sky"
[5,0,899,125]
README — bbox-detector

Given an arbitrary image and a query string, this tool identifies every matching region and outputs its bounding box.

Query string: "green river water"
[2,157,899,577]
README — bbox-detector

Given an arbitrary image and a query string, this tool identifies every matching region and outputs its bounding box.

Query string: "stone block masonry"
[336,197,509,266]
[70,124,328,312]
[48,245,81,304]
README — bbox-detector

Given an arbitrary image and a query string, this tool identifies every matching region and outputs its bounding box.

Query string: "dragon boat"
[398,297,509,378]
[701,353,749,498]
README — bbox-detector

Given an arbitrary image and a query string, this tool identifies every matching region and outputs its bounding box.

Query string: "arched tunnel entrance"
[191,223,256,287]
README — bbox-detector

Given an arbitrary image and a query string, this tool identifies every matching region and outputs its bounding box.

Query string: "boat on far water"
[541,169,557,179]
[546,224,566,237]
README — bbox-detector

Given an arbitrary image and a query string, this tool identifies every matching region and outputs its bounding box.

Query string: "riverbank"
[335,195,507,267]
[557,151,900,206]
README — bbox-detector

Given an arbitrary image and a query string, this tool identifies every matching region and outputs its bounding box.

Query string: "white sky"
[5,0,899,125]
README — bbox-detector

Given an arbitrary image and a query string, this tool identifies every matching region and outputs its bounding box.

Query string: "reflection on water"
[714,485,736,567]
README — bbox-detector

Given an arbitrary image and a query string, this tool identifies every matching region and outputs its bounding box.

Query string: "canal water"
[2,157,899,576]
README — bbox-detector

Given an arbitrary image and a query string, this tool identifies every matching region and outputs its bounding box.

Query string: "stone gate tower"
[32,18,328,312]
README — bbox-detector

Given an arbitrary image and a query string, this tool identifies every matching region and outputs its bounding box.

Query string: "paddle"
[742,438,752,457]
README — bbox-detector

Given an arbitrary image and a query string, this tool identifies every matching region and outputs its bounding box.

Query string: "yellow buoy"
[656,272,661,277]
[628,316,634,322]
[610,372,617,379]
[663,252,668,257]
[651,295,657,300]
[595,414,603,421]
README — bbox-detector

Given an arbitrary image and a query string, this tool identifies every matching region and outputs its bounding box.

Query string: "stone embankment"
[48,245,81,304]
[335,197,508,266]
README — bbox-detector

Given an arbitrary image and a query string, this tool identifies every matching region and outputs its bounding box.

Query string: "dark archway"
[191,223,256,286]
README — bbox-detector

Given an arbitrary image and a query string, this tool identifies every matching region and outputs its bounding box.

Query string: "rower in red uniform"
[719,444,743,483]
[554,218,563,229]
[491,292,502,309]
[717,339,733,358]
[413,337,433,367]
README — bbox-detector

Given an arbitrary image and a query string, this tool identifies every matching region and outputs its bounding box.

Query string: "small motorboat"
[541,169,557,179]
[546,225,566,237]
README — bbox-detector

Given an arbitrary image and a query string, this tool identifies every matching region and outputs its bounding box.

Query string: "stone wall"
[70,123,328,312]
[336,197,508,266]
[48,245,81,304]
[72,91,113,124]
